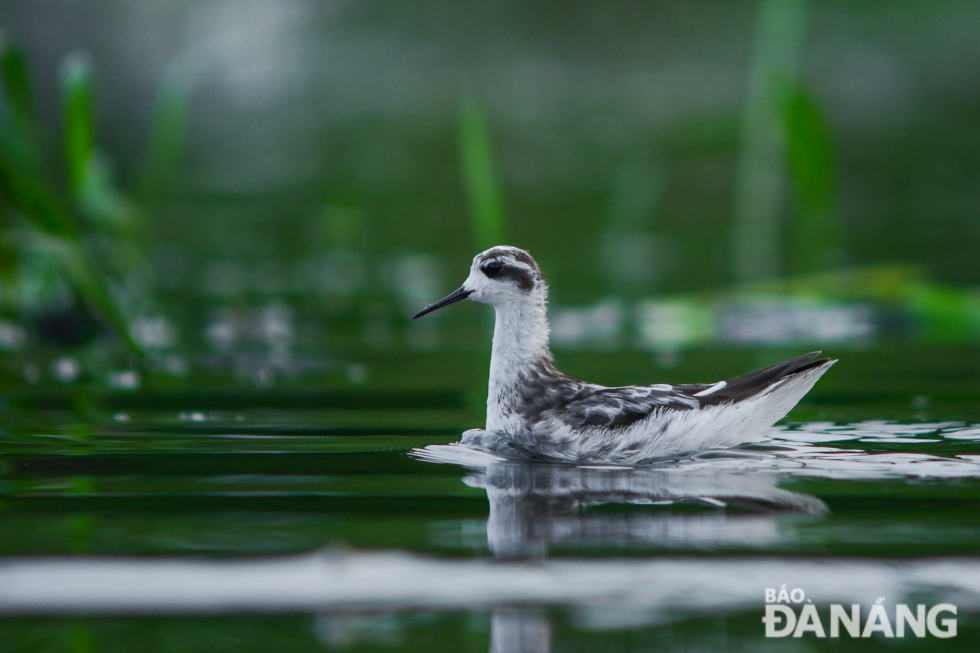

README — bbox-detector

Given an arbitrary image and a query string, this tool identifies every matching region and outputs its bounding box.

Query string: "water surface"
[2,348,980,651]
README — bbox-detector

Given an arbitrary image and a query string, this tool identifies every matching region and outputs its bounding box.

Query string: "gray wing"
[538,351,831,431]
[538,384,701,431]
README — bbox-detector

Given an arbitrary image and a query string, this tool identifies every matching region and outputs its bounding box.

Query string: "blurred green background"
[4,5,980,650]
[1,0,979,388]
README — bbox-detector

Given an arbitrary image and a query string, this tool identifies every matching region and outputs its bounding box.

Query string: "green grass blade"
[0,44,142,354]
[786,89,842,273]
[457,92,506,250]
[730,0,810,283]
[57,52,142,353]
[61,51,96,203]
[0,37,72,235]
[0,97,72,235]
[139,71,191,199]
[34,232,143,354]
[0,149,72,234]
[0,35,36,134]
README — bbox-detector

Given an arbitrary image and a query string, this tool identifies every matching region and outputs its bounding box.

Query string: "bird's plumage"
[413,246,835,464]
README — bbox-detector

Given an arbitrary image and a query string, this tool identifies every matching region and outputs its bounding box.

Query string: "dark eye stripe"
[477,255,538,292]
[497,266,535,292]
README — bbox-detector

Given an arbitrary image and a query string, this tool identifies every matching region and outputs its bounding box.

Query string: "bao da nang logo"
[763,586,957,638]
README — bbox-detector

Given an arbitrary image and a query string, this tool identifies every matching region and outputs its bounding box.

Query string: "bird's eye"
[482,261,503,278]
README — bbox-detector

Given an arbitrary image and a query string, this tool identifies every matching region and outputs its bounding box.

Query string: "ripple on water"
[416,419,980,482]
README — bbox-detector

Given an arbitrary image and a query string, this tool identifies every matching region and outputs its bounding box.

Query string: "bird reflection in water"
[414,443,826,652]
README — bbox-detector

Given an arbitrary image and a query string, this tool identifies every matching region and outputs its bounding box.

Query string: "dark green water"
[2,347,980,651]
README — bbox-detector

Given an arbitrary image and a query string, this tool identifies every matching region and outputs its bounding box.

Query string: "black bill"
[411,287,473,319]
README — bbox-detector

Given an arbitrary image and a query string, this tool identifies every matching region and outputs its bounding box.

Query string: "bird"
[412,246,835,464]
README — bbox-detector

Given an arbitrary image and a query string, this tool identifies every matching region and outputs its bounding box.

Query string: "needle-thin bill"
[411,287,473,319]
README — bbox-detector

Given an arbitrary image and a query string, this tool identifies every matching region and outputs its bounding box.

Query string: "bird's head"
[412,246,546,319]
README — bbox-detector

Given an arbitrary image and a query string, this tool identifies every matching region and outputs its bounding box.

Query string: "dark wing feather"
[676,351,831,406]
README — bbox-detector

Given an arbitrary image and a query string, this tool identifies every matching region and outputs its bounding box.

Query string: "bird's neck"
[486,290,553,432]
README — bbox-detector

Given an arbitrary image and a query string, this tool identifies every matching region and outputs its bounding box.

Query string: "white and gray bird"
[413,246,835,464]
